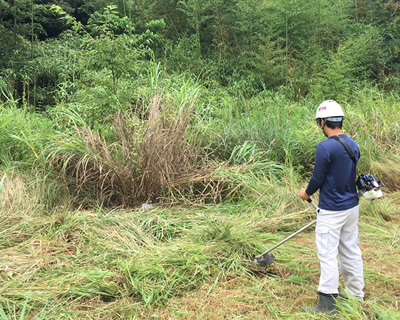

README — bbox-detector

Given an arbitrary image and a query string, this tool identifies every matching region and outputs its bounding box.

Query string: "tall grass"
[200,87,400,193]
[348,87,400,155]
[345,87,400,189]
[198,91,322,172]
[0,104,53,166]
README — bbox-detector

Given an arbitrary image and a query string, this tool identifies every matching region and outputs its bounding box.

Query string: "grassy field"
[1,76,400,319]
[0,170,399,320]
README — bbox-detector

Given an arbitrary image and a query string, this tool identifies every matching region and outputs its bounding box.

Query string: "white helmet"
[315,100,344,121]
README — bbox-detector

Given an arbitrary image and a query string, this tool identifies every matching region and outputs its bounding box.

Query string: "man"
[298,100,364,314]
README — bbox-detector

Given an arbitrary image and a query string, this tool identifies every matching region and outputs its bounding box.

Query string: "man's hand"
[298,188,310,201]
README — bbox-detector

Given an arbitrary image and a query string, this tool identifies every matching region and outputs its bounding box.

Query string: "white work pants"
[316,205,364,299]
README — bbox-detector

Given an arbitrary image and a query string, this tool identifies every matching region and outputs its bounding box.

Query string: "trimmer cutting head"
[253,253,275,266]
[253,199,318,267]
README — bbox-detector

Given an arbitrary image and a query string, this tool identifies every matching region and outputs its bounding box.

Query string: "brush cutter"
[254,199,319,266]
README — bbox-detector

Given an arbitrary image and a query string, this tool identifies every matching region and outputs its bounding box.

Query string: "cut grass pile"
[0,172,399,319]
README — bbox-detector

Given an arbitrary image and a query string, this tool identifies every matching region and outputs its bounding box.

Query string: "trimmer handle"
[307,198,319,212]
[254,197,319,261]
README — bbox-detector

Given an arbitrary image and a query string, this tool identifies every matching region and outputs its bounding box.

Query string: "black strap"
[329,135,356,164]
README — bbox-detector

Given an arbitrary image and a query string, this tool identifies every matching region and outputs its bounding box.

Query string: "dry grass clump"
[0,171,39,214]
[47,95,199,207]
[0,171,50,249]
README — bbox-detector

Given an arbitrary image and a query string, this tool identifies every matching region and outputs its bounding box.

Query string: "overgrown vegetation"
[0,0,399,319]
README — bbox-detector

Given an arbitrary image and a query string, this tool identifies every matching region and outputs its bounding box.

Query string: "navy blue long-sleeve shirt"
[306,134,360,210]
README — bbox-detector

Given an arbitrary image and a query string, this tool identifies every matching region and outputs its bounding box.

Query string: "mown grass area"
[0,170,399,319]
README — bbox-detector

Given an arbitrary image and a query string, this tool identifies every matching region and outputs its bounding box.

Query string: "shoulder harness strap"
[329,135,356,164]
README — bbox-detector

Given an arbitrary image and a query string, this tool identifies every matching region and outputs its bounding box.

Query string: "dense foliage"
[1,0,400,106]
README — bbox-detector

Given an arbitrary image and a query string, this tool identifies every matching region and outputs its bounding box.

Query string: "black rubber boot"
[301,292,338,315]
